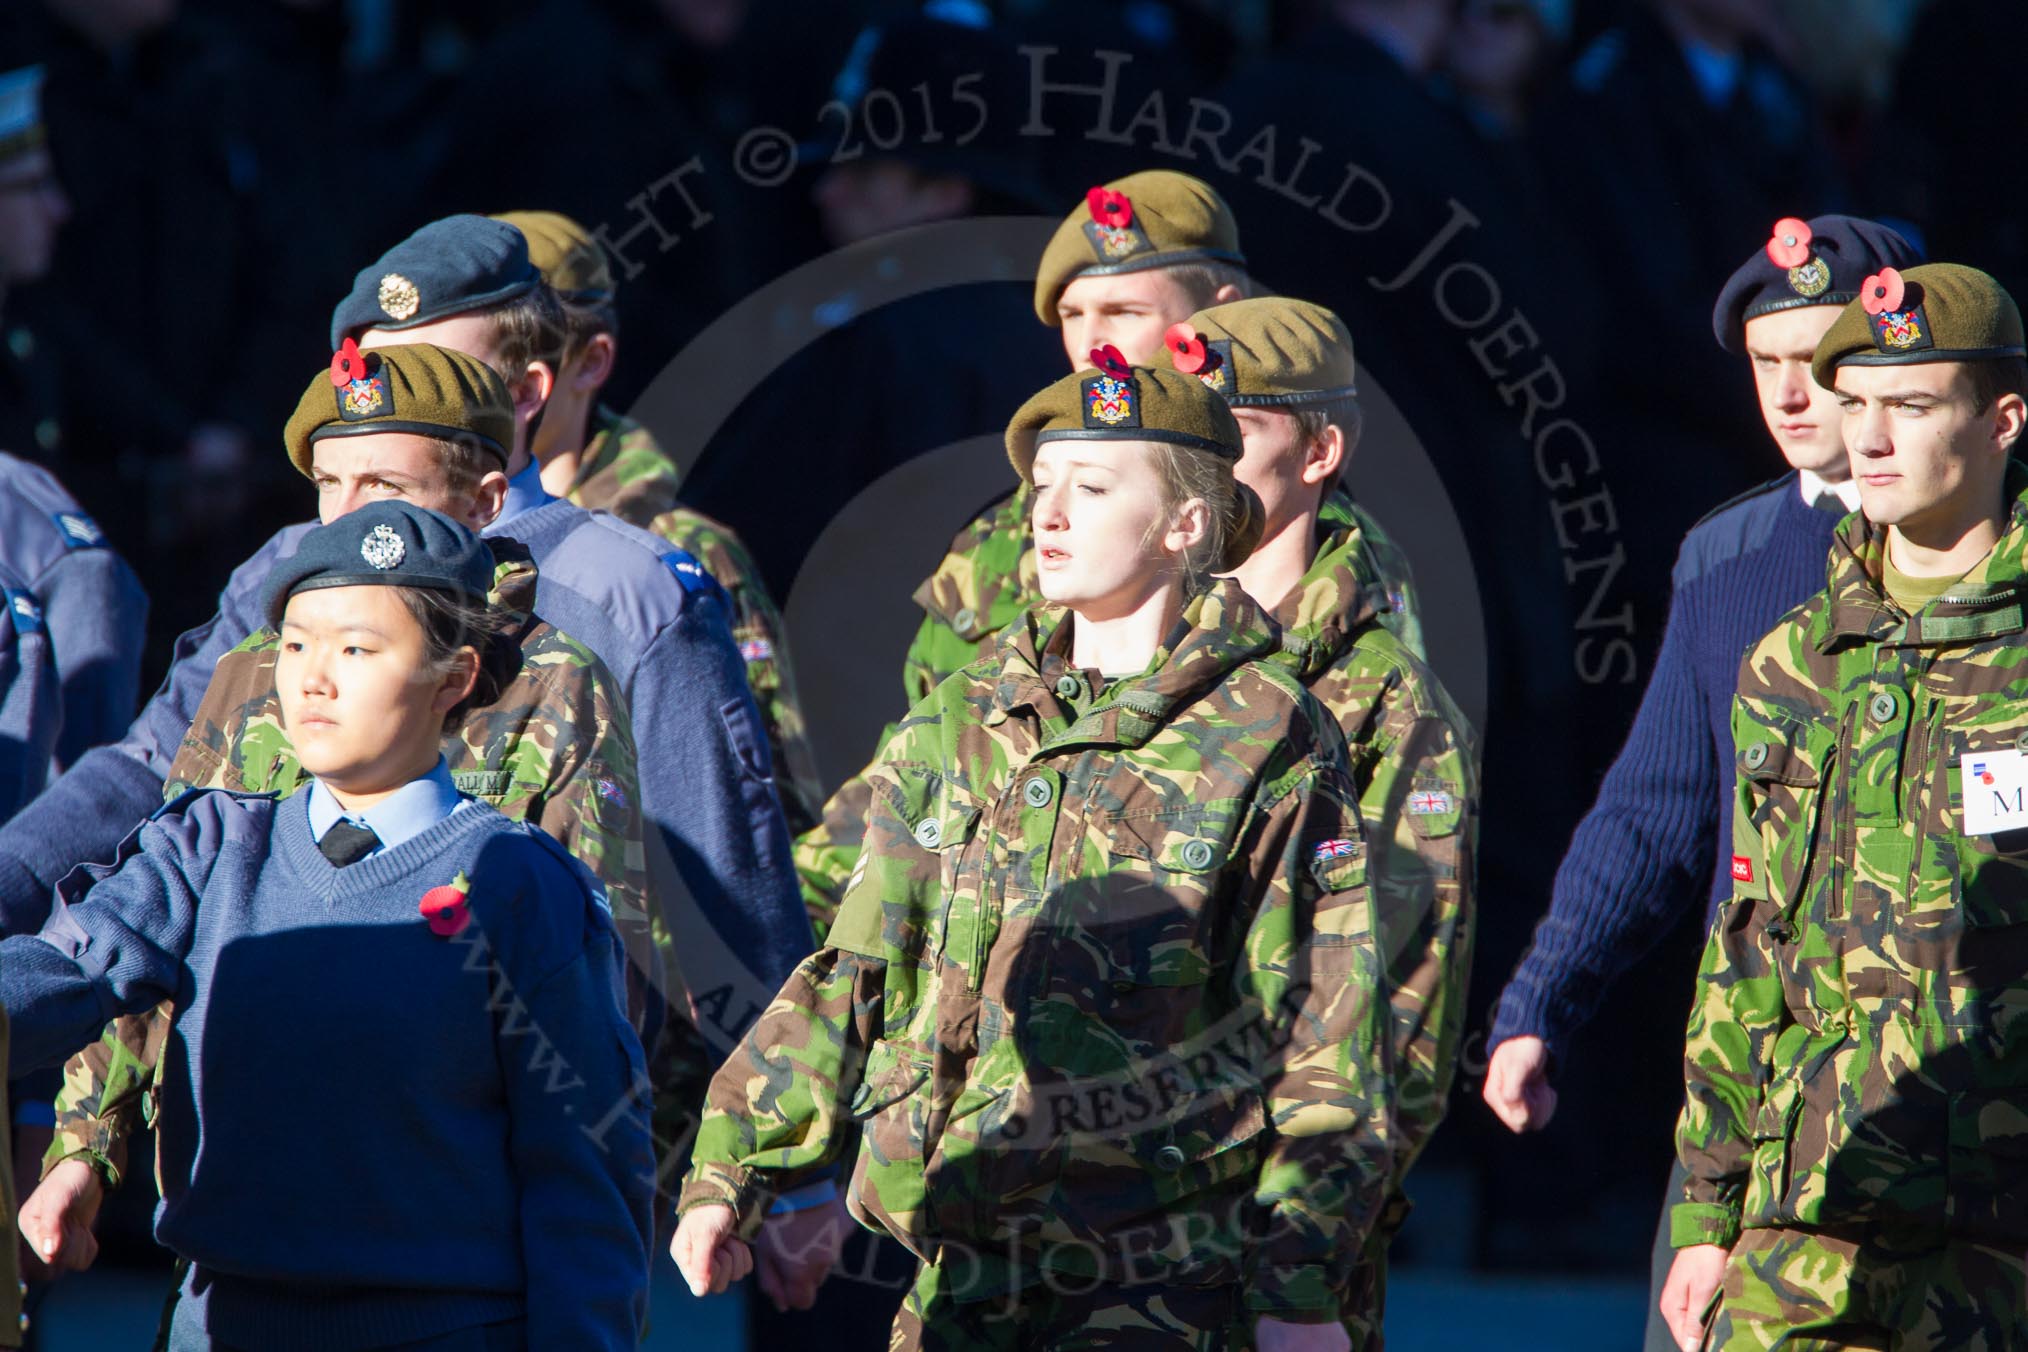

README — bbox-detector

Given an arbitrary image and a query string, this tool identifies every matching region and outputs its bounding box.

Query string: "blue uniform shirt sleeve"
[0,526,302,936]
[36,544,149,772]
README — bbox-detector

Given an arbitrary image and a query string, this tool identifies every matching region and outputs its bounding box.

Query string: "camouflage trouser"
[889,1262,1251,1351]
[1703,1225,2028,1351]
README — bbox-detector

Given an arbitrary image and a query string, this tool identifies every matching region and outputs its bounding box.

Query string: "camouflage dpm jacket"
[48,548,653,1187]
[797,486,1429,935]
[684,580,1392,1323]
[569,408,824,835]
[1274,492,1478,1196]
[1676,463,2028,1250]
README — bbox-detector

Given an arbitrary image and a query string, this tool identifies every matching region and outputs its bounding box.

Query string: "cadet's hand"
[1482,1035,1557,1133]
[754,1195,849,1312]
[19,1158,103,1275]
[1659,1243,1728,1350]
[672,1203,753,1298]
[1255,1317,1351,1351]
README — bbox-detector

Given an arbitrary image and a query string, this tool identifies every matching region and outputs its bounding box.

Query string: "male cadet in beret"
[1159,296,1478,1352]
[20,343,648,1273]
[1664,262,2028,1349]
[490,209,825,838]
[792,170,1425,932]
[1470,215,1920,1352]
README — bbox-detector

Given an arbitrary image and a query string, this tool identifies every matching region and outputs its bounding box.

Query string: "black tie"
[1812,493,1847,517]
[318,820,381,867]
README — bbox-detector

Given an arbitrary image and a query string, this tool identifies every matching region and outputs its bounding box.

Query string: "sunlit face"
[0,149,70,285]
[1056,269,1204,370]
[1744,307,1846,475]
[1030,439,1197,619]
[308,432,491,529]
[277,586,468,797]
[1834,362,2015,531]
[1230,407,1328,534]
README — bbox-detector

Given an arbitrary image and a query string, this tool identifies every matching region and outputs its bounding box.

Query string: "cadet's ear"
[1302,423,1346,488]
[1992,390,2027,456]
[512,361,555,424]
[569,333,617,395]
[1211,281,1244,306]
[432,647,481,719]
[465,471,510,530]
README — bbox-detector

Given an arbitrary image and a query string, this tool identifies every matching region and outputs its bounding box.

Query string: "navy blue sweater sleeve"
[0,798,244,1072]
[0,529,291,934]
[1490,558,1719,1060]
[488,838,653,1350]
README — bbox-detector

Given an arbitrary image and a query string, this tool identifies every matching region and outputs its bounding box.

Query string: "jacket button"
[1055,674,1080,699]
[1181,840,1215,870]
[1154,1144,1187,1170]
[1743,742,1768,770]
[1024,777,1054,809]
[953,607,976,632]
[914,818,942,849]
[1870,692,1897,723]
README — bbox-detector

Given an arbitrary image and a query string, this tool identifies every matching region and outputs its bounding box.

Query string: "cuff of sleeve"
[677,1160,774,1240]
[1244,1266,1342,1322]
[1670,1201,1740,1250]
[1488,979,1571,1066]
[768,1177,838,1215]
[42,1142,121,1191]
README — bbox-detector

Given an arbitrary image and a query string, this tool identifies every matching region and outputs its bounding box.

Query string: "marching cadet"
[674,356,1391,1350]
[796,170,1423,932]
[1158,297,1478,1350]
[1664,263,2028,1349]
[1478,216,1920,1352]
[22,344,650,1274]
[489,208,825,835]
[5,502,652,1349]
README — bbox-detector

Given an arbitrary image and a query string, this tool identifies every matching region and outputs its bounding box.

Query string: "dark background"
[0,0,2008,1323]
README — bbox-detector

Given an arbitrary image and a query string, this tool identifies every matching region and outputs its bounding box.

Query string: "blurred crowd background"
[0,0,2012,1330]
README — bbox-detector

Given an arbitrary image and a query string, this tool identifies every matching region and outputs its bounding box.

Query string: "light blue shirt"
[307,757,468,857]
[497,458,555,530]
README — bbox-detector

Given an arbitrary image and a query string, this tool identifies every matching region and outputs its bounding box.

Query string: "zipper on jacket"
[1830,702,1858,921]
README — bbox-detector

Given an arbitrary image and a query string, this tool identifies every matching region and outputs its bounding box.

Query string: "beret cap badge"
[1082,185,1150,263]
[360,523,406,570]
[1083,346,1139,428]
[1767,219,1830,299]
[329,338,392,420]
[377,272,422,322]
[1861,268,1932,353]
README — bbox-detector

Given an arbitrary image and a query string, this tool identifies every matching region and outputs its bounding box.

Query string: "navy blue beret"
[1712,215,1923,353]
[329,214,540,348]
[263,501,496,627]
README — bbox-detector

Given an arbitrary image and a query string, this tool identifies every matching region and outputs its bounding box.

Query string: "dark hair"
[479,282,567,385]
[1966,357,2028,417]
[1161,260,1255,311]
[392,584,516,730]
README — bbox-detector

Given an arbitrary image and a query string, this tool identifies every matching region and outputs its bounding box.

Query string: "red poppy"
[419,881,471,937]
[1165,323,1209,374]
[329,337,370,388]
[1765,218,1813,270]
[1086,186,1133,230]
[1090,343,1132,379]
[1861,268,1906,317]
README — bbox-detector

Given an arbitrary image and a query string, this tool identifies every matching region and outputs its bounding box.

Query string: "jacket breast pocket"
[1949,726,2028,930]
[1097,796,1249,986]
[1736,719,1827,914]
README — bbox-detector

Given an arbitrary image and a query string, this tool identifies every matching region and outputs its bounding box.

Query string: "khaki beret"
[491,209,615,302]
[1006,353,1257,572]
[1032,170,1246,325]
[285,341,515,478]
[1155,297,1356,407]
[1812,262,2026,390]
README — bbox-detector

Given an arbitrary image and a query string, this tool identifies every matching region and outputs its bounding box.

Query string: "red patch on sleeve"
[1731,855,1755,883]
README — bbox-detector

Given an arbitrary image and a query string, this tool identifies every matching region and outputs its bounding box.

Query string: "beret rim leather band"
[284,572,481,601]
[1742,291,1859,323]
[1046,246,1248,308]
[1221,383,1360,409]
[307,420,509,467]
[1034,426,1240,460]
[1833,344,2028,368]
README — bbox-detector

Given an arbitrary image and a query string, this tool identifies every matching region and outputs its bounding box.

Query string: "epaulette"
[149,785,276,821]
[659,548,725,601]
[1690,472,1794,534]
[51,510,106,549]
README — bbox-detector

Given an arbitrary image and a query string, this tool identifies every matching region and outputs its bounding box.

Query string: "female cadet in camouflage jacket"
[679,362,1393,1347]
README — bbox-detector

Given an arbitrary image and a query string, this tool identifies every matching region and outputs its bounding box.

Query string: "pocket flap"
[849,1039,931,1121]
[1738,721,1820,788]
[1108,797,1247,874]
